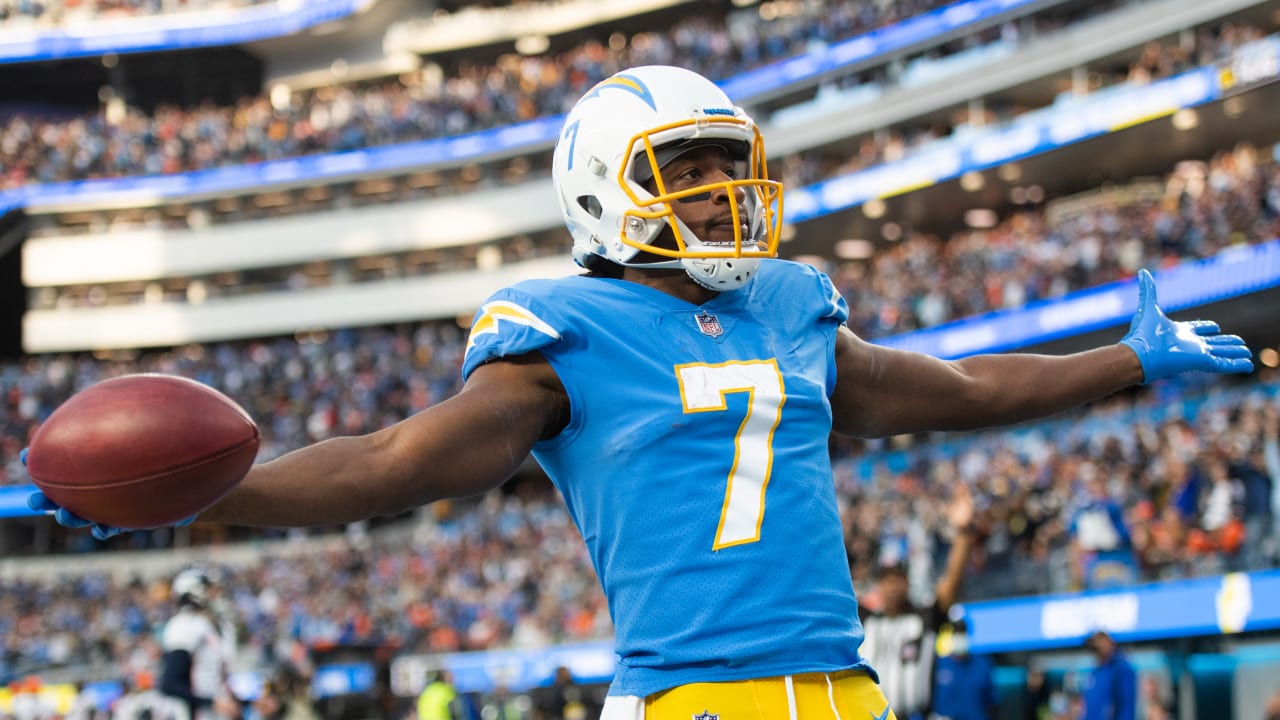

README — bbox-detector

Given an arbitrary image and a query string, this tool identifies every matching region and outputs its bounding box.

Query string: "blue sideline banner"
[0,0,372,64]
[0,485,34,518]
[957,570,1280,654]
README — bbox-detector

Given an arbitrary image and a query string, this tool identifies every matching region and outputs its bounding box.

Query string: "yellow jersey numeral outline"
[675,359,786,550]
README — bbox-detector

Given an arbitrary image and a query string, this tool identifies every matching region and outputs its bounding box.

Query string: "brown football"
[26,374,259,528]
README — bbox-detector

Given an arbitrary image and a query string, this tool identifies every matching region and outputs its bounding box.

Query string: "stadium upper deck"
[1,0,1278,358]
[8,3,1279,353]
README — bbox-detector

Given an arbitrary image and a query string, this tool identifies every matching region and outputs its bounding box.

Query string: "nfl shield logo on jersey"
[695,311,724,338]
[693,712,719,720]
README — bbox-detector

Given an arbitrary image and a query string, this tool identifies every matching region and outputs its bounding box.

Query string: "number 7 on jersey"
[675,360,787,550]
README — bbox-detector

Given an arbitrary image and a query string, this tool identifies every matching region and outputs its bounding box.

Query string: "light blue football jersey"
[462,259,870,697]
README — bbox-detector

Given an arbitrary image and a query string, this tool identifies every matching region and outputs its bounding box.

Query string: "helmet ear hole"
[577,195,603,219]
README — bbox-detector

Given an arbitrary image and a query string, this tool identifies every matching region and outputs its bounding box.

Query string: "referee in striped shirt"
[860,487,980,720]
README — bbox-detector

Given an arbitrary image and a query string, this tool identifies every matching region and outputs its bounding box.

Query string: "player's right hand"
[21,448,195,540]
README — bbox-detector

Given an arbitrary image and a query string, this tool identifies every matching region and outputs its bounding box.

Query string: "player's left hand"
[21,448,195,540]
[1120,269,1253,384]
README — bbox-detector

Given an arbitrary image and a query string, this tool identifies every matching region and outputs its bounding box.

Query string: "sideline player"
[160,569,242,720]
[28,66,1253,719]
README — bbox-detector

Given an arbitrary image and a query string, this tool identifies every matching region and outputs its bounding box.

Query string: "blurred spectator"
[63,680,102,720]
[1242,405,1280,569]
[1136,675,1173,720]
[859,486,979,720]
[1023,669,1049,720]
[416,670,464,720]
[531,666,595,720]
[1068,464,1138,590]
[1081,632,1136,720]
[251,664,319,720]
[479,685,530,720]
[1266,690,1280,720]
[1187,456,1246,570]
[931,619,996,720]
[112,670,185,719]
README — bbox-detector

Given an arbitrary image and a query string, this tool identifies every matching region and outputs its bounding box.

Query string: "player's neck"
[622,266,719,306]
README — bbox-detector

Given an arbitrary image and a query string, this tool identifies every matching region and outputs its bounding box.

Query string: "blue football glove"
[21,448,196,541]
[1120,269,1254,384]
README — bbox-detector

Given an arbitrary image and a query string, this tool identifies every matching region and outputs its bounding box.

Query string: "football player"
[29,66,1253,719]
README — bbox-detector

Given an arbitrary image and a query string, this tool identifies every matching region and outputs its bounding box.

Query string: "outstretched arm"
[832,270,1251,438]
[832,331,1140,437]
[199,352,567,527]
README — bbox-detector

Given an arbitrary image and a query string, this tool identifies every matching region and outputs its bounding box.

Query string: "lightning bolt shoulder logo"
[466,300,562,351]
[871,706,894,720]
[583,73,658,111]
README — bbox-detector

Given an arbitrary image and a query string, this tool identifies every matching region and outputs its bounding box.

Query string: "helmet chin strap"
[612,255,758,292]
[681,256,760,291]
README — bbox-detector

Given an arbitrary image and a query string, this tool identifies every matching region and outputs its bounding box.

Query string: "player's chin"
[702,225,748,247]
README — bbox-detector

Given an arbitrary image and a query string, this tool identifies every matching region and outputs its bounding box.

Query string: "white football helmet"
[552,65,783,290]
[171,568,213,608]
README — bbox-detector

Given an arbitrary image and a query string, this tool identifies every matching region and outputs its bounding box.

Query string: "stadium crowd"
[0,0,942,187]
[6,182,1277,718]
[0,0,268,25]
[9,1,1267,191]
[1,354,1276,688]
[833,143,1280,339]
[0,489,610,687]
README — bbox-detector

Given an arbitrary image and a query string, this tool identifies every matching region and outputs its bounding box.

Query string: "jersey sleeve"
[161,614,208,653]
[783,262,849,395]
[462,285,568,381]
[814,267,850,327]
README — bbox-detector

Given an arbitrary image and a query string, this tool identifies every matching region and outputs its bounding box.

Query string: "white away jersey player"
[462,259,871,697]
[160,608,227,719]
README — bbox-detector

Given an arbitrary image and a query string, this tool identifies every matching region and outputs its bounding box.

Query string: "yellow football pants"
[601,670,897,720]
